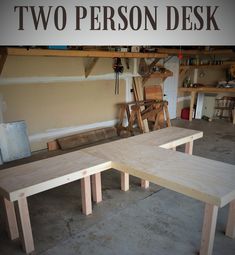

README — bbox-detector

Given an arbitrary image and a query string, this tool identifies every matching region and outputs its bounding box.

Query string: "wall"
[0,56,132,151]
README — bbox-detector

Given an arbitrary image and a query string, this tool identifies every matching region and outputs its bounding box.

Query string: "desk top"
[0,151,111,201]
[85,141,235,208]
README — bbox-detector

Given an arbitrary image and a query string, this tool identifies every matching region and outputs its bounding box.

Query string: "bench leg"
[141,180,149,189]
[185,141,194,155]
[200,203,218,255]
[225,199,235,238]
[121,172,129,191]
[81,176,92,215]
[2,197,19,240]
[15,198,35,254]
[91,173,102,203]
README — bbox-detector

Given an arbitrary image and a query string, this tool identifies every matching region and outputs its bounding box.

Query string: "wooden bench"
[84,139,235,255]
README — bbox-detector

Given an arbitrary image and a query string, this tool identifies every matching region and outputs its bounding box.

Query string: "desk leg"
[185,141,193,155]
[121,173,129,191]
[2,197,19,240]
[200,203,218,255]
[189,91,196,122]
[81,176,92,215]
[15,198,35,254]
[91,173,102,203]
[141,180,149,189]
[225,200,235,238]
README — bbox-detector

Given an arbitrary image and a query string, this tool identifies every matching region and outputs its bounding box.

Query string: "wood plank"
[81,176,92,215]
[57,127,117,150]
[0,151,111,201]
[121,173,129,191]
[2,198,19,240]
[15,198,34,254]
[6,48,168,59]
[141,180,150,189]
[185,141,193,155]
[225,199,235,238]
[200,204,218,255]
[91,173,102,203]
[47,140,59,151]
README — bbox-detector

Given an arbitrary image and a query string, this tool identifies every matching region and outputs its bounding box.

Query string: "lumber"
[81,176,92,215]
[226,199,235,238]
[91,173,102,203]
[2,198,19,240]
[121,172,129,191]
[200,204,218,255]
[57,127,117,150]
[185,141,193,155]
[15,198,34,254]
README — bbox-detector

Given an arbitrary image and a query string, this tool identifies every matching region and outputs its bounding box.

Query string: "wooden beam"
[15,198,35,254]
[200,203,218,255]
[84,58,98,78]
[2,198,19,240]
[226,199,235,238]
[81,176,92,215]
[121,172,129,191]
[6,47,168,59]
[0,48,7,75]
[91,173,102,203]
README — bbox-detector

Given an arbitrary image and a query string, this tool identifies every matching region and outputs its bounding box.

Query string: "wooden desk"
[179,87,235,121]
[1,127,234,255]
[0,151,111,253]
[85,136,235,255]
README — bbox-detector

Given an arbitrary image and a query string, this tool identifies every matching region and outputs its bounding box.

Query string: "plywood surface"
[0,151,111,201]
[84,140,235,207]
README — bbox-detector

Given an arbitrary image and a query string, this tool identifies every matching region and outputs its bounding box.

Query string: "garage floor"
[0,119,235,255]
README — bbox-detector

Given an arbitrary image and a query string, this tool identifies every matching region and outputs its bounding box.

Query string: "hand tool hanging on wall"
[113,58,124,95]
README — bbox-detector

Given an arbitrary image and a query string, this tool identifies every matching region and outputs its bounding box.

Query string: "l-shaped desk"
[0,127,234,255]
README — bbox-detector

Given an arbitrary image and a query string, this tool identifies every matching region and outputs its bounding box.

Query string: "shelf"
[180,63,234,69]
[156,48,235,56]
[179,87,235,94]
[5,47,168,59]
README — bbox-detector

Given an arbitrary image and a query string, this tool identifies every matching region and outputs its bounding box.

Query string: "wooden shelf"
[156,48,235,56]
[5,47,168,59]
[179,86,235,94]
[180,63,234,69]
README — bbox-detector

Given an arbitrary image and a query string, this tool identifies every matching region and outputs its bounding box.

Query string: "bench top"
[0,151,111,201]
[84,138,235,208]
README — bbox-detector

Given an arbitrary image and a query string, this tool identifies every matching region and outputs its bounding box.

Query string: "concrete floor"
[0,119,235,255]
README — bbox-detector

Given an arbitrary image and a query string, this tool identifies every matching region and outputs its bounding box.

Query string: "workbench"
[179,87,235,121]
[0,127,234,255]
